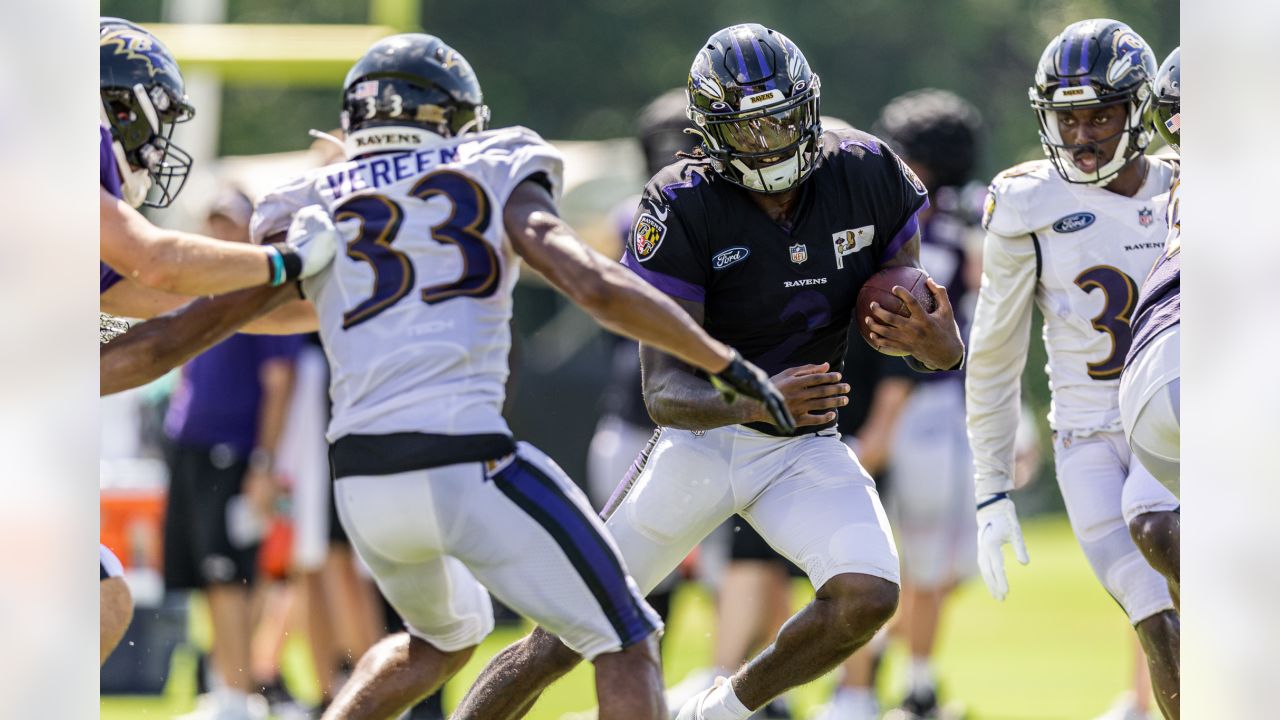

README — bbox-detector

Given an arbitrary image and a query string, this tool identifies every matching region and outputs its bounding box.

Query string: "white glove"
[976,493,1030,601]
[285,204,339,279]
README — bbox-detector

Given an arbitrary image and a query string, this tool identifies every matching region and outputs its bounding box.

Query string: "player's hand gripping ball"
[856,266,937,356]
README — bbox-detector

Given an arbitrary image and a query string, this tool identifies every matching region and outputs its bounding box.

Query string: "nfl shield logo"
[789,243,808,264]
[1138,208,1154,227]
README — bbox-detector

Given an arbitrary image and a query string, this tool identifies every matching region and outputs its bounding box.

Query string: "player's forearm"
[643,353,762,430]
[241,299,320,335]
[99,284,296,396]
[101,194,274,295]
[965,323,1031,496]
[253,361,296,464]
[137,228,275,295]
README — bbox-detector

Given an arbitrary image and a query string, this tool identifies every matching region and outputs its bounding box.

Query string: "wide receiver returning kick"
[966,19,1180,719]
[453,23,965,720]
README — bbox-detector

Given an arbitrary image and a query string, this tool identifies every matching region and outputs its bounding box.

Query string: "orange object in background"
[100,487,166,572]
[259,516,294,581]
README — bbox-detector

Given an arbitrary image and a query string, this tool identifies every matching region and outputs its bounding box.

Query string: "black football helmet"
[340,34,490,158]
[1149,47,1180,154]
[100,18,195,208]
[686,23,821,193]
[638,88,700,177]
[1030,19,1157,185]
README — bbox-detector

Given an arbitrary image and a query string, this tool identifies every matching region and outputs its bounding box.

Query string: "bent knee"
[1129,511,1180,553]
[818,573,900,639]
[526,626,584,671]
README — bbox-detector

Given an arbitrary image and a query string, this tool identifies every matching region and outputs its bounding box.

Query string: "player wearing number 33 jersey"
[966,19,1179,631]
[253,124,552,442]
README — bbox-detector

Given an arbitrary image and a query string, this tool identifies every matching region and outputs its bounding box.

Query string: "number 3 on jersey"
[337,169,499,329]
[1073,265,1138,380]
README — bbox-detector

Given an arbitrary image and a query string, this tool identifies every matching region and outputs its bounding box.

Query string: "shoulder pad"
[646,159,714,205]
[250,169,330,244]
[982,160,1059,236]
[824,126,887,160]
[464,125,555,155]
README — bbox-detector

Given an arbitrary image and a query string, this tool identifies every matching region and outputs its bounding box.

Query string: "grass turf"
[101,515,1141,719]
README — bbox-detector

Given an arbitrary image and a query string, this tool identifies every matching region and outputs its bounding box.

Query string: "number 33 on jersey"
[970,157,1176,432]
[250,126,562,441]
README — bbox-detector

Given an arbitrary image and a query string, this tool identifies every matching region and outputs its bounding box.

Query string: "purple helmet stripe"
[1078,33,1092,75]
[729,33,749,83]
[1059,35,1076,83]
[750,37,777,91]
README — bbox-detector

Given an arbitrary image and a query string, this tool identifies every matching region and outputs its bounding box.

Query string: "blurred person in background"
[815,88,984,720]
[161,187,307,720]
[966,19,1179,719]
[98,18,334,319]
[276,332,386,718]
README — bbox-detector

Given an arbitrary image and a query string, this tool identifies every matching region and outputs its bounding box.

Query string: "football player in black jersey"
[454,24,964,720]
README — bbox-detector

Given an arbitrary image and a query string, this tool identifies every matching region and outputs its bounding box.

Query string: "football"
[856,266,937,356]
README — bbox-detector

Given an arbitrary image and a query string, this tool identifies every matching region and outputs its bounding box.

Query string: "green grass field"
[102,516,1138,720]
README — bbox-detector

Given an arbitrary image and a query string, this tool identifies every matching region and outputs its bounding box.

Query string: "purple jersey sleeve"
[100,125,125,294]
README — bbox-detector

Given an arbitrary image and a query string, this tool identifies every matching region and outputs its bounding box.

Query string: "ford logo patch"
[1052,212,1096,233]
[712,246,750,270]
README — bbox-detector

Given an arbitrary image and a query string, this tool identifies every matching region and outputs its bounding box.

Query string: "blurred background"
[98,1,1179,719]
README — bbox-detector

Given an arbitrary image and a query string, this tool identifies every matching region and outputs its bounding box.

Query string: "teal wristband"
[265,246,286,286]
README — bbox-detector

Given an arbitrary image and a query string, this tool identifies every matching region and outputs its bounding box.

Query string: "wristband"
[267,242,304,283]
[248,448,275,473]
[976,491,1010,510]
[264,246,286,286]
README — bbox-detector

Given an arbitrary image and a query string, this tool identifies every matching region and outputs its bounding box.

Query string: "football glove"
[709,350,796,434]
[976,492,1030,601]
[267,205,339,285]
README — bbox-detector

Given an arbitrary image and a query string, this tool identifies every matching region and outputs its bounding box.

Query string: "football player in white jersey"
[1120,46,1181,614]
[115,33,791,720]
[966,19,1181,719]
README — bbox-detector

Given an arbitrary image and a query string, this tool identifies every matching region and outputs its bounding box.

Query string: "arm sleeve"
[618,184,709,304]
[964,229,1038,497]
[477,127,566,211]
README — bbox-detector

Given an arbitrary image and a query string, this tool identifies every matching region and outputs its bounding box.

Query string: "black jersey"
[622,128,930,435]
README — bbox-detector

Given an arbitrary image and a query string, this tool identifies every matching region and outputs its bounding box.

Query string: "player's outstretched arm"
[100,284,300,396]
[504,180,793,431]
[100,187,336,297]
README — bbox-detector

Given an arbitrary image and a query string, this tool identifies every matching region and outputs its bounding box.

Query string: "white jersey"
[251,126,563,442]
[966,158,1175,494]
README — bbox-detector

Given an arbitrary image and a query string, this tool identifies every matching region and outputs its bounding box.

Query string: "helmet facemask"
[101,82,194,208]
[690,78,822,194]
[1032,86,1152,186]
